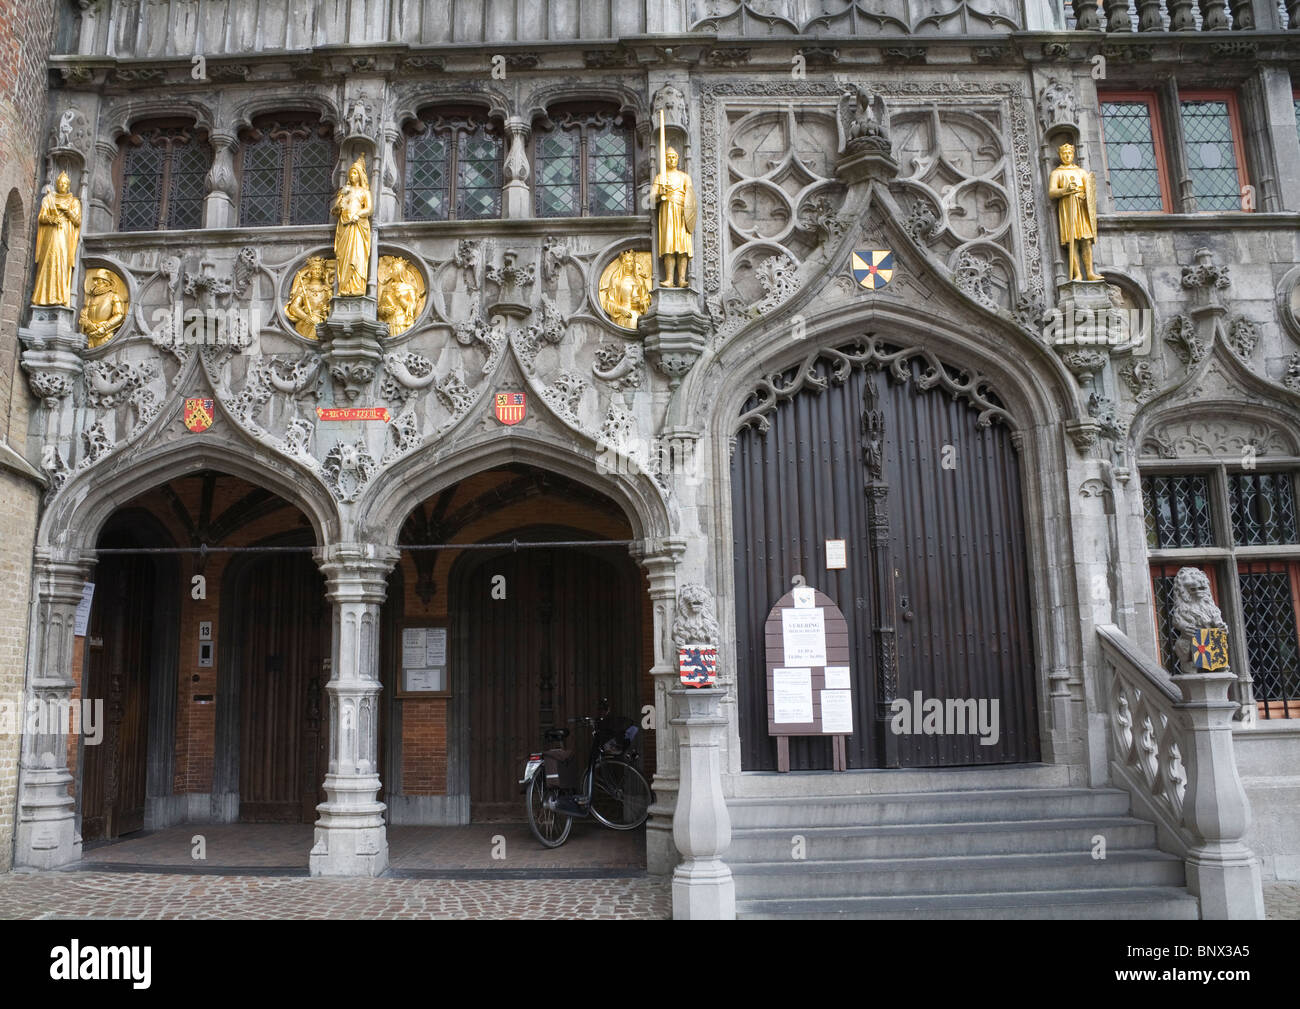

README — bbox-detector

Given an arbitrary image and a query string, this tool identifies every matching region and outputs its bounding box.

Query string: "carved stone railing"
[1097,624,1264,918]
[1070,0,1294,29]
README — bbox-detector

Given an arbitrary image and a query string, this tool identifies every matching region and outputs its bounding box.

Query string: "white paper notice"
[773,667,814,723]
[405,667,444,692]
[401,628,426,669]
[781,607,827,666]
[825,539,847,570]
[792,586,816,609]
[820,689,854,734]
[73,582,95,637]
[823,665,852,690]
[425,627,447,666]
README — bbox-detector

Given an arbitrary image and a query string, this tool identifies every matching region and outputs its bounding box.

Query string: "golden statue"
[285,256,335,340]
[377,256,426,336]
[32,172,82,307]
[653,112,696,289]
[79,268,128,348]
[1048,142,1101,282]
[331,156,372,296]
[599,249,653,329]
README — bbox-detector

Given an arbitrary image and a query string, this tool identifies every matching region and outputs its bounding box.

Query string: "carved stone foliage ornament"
[689,0,1021,34]
[322,438,376,502]
[79,267,128,348]
[1141,419,1295,459]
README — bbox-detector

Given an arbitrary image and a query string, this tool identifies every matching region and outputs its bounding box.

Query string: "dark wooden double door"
[732,356,1040,770]
[452,543,643,821]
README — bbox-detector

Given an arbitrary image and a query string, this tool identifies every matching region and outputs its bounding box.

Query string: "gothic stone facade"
[8,0,1300,886]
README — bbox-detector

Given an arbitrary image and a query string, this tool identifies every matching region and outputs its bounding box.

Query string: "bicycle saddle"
[543,727,570,742]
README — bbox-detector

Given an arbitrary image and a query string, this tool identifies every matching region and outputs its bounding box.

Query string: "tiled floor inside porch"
[77,821,648,876]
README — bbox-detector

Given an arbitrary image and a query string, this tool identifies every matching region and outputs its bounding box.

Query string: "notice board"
[764,583,854,770]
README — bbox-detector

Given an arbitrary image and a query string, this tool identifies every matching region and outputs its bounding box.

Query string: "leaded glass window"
[404,112,501,222]
[1142,474,1214,548]
[1099,99,1167,213]
[1179,98,1245,212]
[1228,473,1298,546]
[534,108,635,219]
[118,124,212,232]
[238,118,338,228]
[1238,565,1300,717]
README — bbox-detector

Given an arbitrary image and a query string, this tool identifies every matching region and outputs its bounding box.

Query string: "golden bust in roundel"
[1048,142,1102,282]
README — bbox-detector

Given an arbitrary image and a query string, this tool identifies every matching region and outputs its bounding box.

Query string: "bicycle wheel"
[586,759,651,830]
[525,772,572,848]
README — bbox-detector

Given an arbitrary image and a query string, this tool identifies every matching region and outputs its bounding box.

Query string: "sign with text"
[316,406,390,422]
[398,624,449,697]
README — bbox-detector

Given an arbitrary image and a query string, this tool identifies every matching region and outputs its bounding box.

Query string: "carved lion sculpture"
[1170,567,1228,674]
[672,583,720,647]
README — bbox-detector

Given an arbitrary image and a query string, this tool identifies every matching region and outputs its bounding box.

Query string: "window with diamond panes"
[534,108,635,219]
[118,124,212,232]
[1141,473,1215,549]
[1099,97,1168,213]
[1179,96,1247,213]
[238,119,338,228]
[1228,472,1298,546]
[403,113,501,222]
[1238,562,1300,718]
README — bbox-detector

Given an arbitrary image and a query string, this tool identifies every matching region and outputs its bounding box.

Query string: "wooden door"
[453,544,642,821]
[81,552,154,841]
[236,552,328,823]
[731,352,1039,770]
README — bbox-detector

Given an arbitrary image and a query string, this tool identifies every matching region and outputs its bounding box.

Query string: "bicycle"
[520,708,653,848]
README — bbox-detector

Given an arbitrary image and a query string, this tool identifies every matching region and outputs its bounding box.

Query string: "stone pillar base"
[1186,846,1265,920]
[645,782,680,875]
[14,808,81,870]
[309,775,389,877]
[672,857,736,920]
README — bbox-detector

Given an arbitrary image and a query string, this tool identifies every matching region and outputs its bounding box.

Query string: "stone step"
[729,850,1186,899]
[726,787,1132,827]
[727,816,1157,860]
[728,762,1072,798]
[737,886,1201,920]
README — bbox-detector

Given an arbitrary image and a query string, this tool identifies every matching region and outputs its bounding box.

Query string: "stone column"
[204,131,240,229]
[1175,670,1265,919]
[310,544,398,877]
[671,686,735,920]
[14,552,93,869]
[632,539,685,875]
[87,138,117,234]
[502,116,532,219]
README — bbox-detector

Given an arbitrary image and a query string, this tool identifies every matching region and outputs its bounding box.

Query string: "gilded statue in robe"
[653,148,696,288]
[79,268,128,348]
[599,249,653,329]
[1048,142,1101,282]
[32,172,82,307]
[285,256,334,340]
[377,256,425,336]
[332,156,372,296]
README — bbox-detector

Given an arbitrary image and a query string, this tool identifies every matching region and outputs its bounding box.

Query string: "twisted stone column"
[310,544,398,876]
[14,553,93,869]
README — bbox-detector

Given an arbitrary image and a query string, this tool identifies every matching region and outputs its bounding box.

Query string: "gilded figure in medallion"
[32,172,82,307]
[653,146,696,288]
[377,256,425,336]
[79,268,128,348]
[286,256,334,340]
[599,249,653,329]
[1048,142,1101,282]
[332,156,372,296]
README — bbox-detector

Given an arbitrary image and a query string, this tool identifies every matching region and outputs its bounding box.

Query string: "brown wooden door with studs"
[81,552,154,841]
[235,552,329,823]
[453,543,643,821]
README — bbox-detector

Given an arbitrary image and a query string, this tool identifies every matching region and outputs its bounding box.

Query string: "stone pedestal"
[835,140,899,185]
[640,288,711,389]
[319,296,385,401]
[1050,280,1117,384]
[19,306,83,492]
[309,545,398,877]
[14,554,92,869]
[1174,670,1265,919]
[671,687,735,920]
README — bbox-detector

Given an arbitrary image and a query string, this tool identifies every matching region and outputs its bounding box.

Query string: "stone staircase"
[726,764,1199,919]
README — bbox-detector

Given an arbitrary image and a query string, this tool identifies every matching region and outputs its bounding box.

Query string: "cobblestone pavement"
[0,871,672,919]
